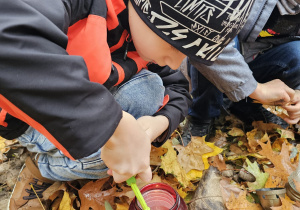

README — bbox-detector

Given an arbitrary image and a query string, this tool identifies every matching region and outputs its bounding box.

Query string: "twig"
[30,184,45,210]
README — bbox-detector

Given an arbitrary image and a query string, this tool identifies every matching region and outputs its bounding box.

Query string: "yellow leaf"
[186,169,203,181]
[175,136,213,173]
[202,142,223,170]
[116,203,129,210]
[161,141,190,188]
[176,188,187,199]
[59,191,73,210]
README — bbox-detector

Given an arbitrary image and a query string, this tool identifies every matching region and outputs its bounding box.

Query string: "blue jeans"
[17,70,165,181]
[189,40,300,120]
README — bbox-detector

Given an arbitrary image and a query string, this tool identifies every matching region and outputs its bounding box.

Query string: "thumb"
[137,166,152,183]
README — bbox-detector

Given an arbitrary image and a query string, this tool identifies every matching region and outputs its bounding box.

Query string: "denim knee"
[113,69,165,118]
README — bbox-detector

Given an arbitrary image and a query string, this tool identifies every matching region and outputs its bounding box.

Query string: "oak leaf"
[175,136,213,173]
[247,129,269,152]
[78,177,131,209]
[275,128,295,140]
[263,105,289,119]
[258,140,297,184]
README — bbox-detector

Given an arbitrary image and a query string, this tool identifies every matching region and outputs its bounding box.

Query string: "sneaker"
[8,156,54,210]
[229,102,289,129]
[181,116,214,146]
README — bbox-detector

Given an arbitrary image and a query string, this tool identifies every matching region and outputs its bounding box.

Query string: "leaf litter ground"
[1,105,300,209]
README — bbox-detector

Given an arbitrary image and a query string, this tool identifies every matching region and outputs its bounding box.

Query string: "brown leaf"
[226,191,263,210]
[208,154,227,171]
[78,177,131,210]
[210,130,228,147]
[247,129,269,152]
[252,121,281,132]
[265,176,283,188]
[228,127,245,137]
[270,197,294,210]
[263,105,289,119]
[258,140,297,184]
[175,136,213,173]
[150,145,167,166]
[220,177,242,203]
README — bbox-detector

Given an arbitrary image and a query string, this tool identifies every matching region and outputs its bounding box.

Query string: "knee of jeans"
[114,70,165,117]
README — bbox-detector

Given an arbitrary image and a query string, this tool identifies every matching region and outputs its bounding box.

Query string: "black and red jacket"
[0,0,191,160]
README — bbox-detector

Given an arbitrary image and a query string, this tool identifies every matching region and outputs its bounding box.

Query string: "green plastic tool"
[126,176,150,210]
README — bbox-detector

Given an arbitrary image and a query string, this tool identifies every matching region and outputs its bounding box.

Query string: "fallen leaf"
[272,138,287,152]
[263,105,289,119]
[265,176,282,188]
[226,191,263,210]
[271,197,294,210]
[220,177,242,203]
[228,127,245,137]
[245,158,269,190]
[252,121,281,132]
[160,140,191,188]
[210,130,228,147]
[115,203,129,210]
[258,140,297,184]
[208,154,227,172]
[202,142,223,169]
[177,188,188,199]
[150,145,167,166]
[59,191,74,210]
[186,169,203,181]
[275,128,295,140]
[247,129,269,152]
[175,136,213,173]
[78,177,131,209]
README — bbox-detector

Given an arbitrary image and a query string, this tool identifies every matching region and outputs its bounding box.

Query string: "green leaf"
[245,158,269,190]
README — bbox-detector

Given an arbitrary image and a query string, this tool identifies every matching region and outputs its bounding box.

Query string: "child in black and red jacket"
[0,0,254,209]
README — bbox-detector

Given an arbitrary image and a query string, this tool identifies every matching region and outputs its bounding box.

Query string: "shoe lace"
[23,178,52,200]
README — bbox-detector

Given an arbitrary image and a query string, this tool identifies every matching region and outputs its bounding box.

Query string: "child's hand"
[283,90,300,124]
[250,79,295,106]
[137,115,169,142]
[101,111,152,183]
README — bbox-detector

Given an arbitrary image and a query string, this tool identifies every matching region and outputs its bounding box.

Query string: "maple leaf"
[175,136,213,173]
[160,140,191,188]
[258,140,297,184]
[246,129,269,152]
[244,158,269,190]
[226,191,263,210]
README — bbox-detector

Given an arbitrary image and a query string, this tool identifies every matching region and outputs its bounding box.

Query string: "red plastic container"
[129,183,188,210]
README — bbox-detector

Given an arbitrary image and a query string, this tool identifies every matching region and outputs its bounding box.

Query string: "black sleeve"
[0,0,122,159]
[148,64,192,147]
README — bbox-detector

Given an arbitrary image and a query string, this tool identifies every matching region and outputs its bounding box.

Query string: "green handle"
[126,177,150,210]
